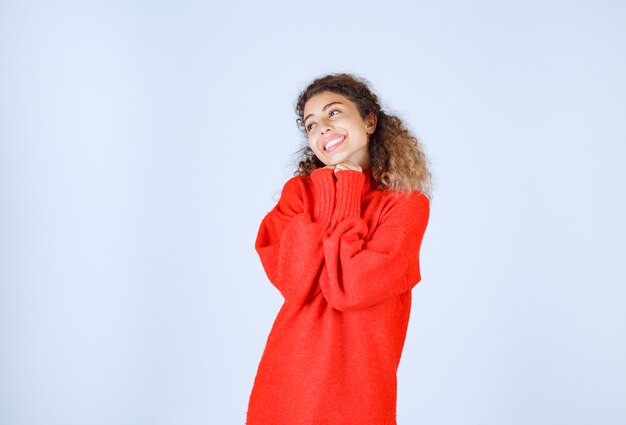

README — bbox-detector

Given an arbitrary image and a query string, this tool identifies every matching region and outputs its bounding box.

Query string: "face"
[303,91,377,168]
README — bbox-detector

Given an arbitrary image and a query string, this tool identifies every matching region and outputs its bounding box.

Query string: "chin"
[327,153,349,165]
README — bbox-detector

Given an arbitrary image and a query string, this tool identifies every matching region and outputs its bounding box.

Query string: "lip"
[322,134,346,151]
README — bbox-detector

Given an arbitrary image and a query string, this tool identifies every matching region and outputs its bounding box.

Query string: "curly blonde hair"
[291,72,434,200]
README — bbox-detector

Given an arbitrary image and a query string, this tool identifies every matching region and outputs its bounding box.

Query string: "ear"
[365,112,377,135]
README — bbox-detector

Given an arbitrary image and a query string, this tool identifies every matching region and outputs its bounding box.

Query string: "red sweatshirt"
[246,167,430,425]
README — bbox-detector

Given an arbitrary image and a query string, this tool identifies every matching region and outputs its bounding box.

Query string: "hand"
[333,161,362,175]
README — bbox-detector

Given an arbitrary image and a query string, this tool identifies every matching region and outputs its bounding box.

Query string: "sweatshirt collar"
[362,167,376,194]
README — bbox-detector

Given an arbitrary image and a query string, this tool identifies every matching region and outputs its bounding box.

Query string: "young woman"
[246,73,433,425]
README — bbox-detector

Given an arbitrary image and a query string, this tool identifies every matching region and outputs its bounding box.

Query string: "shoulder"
[397,191,430,212]
[282,168,333,194]
[281,175,310,197]
[275,175,313,213]
[377,190,430,230]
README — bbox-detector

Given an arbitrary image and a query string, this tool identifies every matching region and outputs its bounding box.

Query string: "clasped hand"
[322,161,362,175]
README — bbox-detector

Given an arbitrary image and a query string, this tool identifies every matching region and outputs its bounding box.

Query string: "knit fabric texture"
[246,167,430,425]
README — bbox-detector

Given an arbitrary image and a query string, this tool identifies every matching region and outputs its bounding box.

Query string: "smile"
[324,136,345,152]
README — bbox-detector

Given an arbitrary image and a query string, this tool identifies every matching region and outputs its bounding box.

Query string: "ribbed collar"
[362,167,377,194]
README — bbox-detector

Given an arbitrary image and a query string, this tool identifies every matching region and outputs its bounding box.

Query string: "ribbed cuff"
[310,167,336,228]
[330,169,365,226]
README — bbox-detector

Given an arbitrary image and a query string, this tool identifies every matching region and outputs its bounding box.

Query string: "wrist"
[331,170,364,224]
[311,168,336,227]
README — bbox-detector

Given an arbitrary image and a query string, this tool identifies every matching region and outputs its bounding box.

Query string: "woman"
[246,72,433,425]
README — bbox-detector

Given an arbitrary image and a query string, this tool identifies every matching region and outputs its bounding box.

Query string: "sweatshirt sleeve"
[319,169,430,312]
[254,168,336,306]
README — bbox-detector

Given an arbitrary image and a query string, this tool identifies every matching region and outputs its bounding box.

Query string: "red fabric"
[246,167,430,425]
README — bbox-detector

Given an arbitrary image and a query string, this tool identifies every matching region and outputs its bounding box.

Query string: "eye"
[306,110,340,132]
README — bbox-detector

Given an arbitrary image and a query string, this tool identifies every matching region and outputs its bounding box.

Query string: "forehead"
[303,91,353,115]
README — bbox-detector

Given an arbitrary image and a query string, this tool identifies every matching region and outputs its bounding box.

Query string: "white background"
[1,1,624,424]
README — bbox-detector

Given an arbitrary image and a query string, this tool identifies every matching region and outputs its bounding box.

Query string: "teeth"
[325,136,344,150]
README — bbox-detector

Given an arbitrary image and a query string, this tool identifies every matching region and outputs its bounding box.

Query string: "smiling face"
[303,91,377,168]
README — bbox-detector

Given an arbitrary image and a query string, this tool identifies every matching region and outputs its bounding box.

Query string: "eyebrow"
[304,101,344,125]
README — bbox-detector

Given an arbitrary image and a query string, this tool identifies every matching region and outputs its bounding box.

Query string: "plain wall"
[1,1,624,424]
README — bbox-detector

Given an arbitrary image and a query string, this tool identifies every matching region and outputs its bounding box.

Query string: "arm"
[254,168,336,306]
[319,170,430,312]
